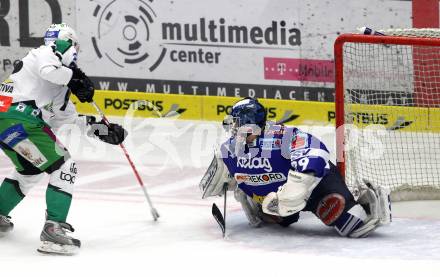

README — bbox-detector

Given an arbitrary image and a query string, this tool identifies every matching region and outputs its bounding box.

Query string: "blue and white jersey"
[221,124,331,203]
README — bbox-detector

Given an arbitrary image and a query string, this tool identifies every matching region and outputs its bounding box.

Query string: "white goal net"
[336,28,440,200]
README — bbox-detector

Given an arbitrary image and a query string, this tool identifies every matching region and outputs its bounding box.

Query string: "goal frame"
[334,33,440,180]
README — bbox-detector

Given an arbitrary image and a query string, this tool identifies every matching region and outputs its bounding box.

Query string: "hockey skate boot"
[0,215,13,233]
[37,220,81,255]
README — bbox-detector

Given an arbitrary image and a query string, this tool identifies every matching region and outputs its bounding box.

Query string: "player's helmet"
[224,97,267,137]
[44,23,80,53]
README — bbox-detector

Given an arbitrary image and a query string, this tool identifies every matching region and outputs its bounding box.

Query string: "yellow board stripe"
[72,90,335,126]
[72,90,439,132]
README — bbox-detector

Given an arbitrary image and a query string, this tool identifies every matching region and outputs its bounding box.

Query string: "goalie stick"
[211,117,290,236]
[275,117,294,125]
[91,101,160,221]
[212,184,228,238]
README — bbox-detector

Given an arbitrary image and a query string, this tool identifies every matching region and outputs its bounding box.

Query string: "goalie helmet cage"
[334,31,440,201]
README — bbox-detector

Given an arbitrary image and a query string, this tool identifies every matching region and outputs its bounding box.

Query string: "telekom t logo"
[277,63,287,75]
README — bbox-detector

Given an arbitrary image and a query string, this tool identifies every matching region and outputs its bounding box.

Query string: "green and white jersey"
[0,44,82,130]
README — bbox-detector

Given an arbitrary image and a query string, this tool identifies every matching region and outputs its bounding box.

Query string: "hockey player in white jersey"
[0,23,127,255]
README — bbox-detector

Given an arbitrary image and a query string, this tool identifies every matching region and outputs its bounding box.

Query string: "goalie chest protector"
[220,125,330,203]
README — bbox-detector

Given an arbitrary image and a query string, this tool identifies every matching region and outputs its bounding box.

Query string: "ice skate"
[37,220,81,255]
[0,215,13,234]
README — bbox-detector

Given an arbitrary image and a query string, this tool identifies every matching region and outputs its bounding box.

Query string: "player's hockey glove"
[262,171,321,217]
[86,116,128,145]
[67,65,95,103]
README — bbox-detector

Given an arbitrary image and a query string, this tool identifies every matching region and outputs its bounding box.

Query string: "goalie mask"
[223,97,267,140]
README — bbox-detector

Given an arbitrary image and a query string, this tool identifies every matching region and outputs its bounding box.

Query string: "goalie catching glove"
[67,65,95,103]
[85,116,127,145]
[262,171,321,217]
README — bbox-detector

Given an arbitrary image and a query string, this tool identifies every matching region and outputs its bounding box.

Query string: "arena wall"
[1,0,438,126]
[1,0,416,102]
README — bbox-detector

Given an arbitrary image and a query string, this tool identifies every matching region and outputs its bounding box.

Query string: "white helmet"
[44,23,80,52]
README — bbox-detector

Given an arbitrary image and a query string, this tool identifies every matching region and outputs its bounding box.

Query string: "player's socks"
[0,178,25,217]
[45,184,72,222]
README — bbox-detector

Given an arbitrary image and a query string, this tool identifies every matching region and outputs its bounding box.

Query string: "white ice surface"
[1,118,440,276]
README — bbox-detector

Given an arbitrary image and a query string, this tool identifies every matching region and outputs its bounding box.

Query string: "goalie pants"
[0,118,76,222]
[279,162,363,235]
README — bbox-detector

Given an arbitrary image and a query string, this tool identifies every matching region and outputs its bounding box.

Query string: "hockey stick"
[91,101,160,221]
[212,183,228,238]
[275,116,295,125]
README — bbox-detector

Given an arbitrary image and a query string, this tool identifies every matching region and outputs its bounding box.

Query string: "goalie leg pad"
[316,193,346,225]
[357,182,392,225]
[234,188,263,228]
[375,184,392,225]
[334,183,392,238]
[334,204,368,237]
[348,217,380,238]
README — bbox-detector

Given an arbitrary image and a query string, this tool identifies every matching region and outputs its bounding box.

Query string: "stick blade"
[151,208,160,221]
[212,203,225,237]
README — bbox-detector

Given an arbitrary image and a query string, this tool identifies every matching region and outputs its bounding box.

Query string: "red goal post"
[334,32,440,200]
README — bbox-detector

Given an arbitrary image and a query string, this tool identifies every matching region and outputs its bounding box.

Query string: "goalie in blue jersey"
[200,97,391,238]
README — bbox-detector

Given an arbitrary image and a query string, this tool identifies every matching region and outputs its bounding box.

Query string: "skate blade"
[0,229,13,237]
[37,241,79,256]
